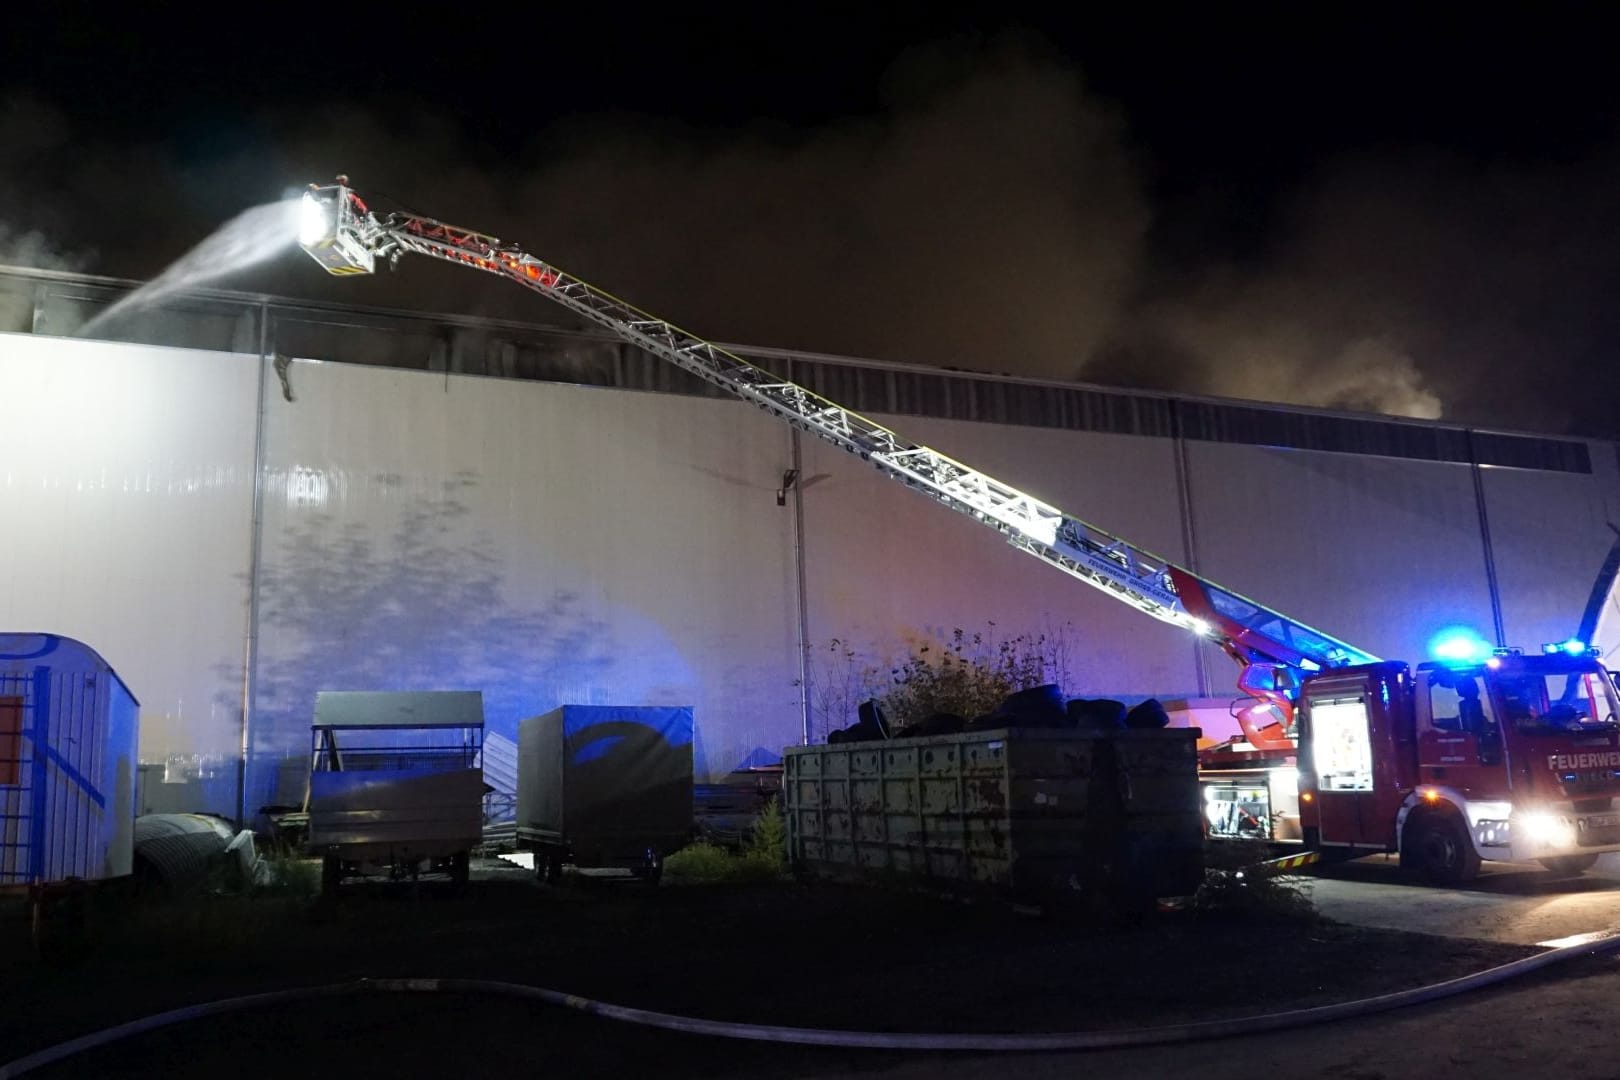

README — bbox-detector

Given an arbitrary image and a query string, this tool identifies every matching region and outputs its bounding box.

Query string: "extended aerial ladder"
[296,179,1377,740]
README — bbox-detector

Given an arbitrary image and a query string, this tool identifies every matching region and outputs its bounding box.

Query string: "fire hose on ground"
[6,929,1620,1077]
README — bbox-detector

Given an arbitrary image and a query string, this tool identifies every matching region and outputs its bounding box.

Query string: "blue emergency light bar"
[1541,639,1601,657]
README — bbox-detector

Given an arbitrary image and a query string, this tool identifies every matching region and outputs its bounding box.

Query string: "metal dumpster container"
[784,727,1202,903]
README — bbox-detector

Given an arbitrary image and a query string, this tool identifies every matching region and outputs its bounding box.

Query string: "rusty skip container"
[1,633,140,887]
[784,727,1202,902]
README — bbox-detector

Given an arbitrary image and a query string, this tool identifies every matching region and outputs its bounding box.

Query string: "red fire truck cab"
[1200,648,1620,884]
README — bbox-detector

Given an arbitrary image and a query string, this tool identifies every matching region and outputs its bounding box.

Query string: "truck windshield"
[1493,667,1620,732]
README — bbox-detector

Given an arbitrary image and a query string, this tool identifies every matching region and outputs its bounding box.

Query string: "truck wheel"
[321,854,342,894]
[1402,812,1481,886]
[449,851,470,889]
[1538,854,1599,876]
[535,851,563,885]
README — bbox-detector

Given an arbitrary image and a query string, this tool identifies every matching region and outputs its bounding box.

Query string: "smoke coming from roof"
[1104,279,1444,420]
[0,222,87,274]
[3,40,1617,433]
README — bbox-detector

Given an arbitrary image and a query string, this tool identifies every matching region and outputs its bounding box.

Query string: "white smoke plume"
[1127,285,1444,420]
[0,221,89,273]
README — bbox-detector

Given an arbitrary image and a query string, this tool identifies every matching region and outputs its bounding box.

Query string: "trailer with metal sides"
[306,691,485,890]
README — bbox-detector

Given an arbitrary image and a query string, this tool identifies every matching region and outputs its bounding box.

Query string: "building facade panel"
[0,332,258,802]
[797,416,1199,737]
[1482,451,1620,653]
[5,267,1619,816]
[1182,441,1496,667]
[250,359,801,809]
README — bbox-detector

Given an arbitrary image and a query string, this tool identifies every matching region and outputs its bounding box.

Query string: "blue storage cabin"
[0,634,140,886]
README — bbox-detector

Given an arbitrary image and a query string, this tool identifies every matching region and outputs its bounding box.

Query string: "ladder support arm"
[296,181,1378,676]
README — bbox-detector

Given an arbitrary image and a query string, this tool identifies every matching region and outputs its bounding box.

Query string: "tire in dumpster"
[1068,698,1126,729]
[993,683,1067,728]
[1124,698,1171,729]
[829,698,890,744]
[898,712,967,738]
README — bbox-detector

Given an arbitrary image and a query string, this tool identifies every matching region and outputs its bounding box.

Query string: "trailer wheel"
[534,851,563,885]
[1402,812,1480,885]
[632,852,664,887]
[449,850,470,889]
[321,854,342,894]
[1538,854,1599,876]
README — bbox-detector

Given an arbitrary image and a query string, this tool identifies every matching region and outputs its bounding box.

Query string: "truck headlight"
[1517,810,1576,849]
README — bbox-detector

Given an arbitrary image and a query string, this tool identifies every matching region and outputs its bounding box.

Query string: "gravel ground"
[0,859,1542,1078]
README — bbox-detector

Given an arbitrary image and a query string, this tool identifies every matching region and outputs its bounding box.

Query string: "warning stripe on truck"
[1259,851,1321,872]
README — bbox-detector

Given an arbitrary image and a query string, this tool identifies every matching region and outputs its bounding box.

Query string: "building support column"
[236,303,271,827]
[1466,430,1507,648]
[1170,401,1212,696]
[789,427,812,745]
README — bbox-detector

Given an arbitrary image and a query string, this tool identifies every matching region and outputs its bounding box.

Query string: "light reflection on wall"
[242,470,704,810]
[288,467,330,507]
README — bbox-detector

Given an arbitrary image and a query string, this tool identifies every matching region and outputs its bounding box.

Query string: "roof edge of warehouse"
[0,261,1602,449]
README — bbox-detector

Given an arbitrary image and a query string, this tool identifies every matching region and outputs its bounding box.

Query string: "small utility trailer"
[517,705,693,884]
[307,691,486,890]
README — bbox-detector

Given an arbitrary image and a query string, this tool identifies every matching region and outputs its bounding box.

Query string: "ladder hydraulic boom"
[296,180,1378,685]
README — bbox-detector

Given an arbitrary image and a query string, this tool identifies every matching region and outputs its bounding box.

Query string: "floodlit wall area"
[1182,443,1499,665]
[4,266,1619,817]
[1484,457,1620,651]
[799,416,1198,721]
[0,334,258,812]
[251,360,799,812]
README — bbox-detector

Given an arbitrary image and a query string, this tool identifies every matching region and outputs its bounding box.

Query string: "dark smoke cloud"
[1098,274,1444,421]
[1273,153,1620,434]
[502,40,1149,378]
[1092,150,1620,430]
[2,38,1149,380]
[4,41,1619,434]
[0,101,95,272]
[236,36,1148,380]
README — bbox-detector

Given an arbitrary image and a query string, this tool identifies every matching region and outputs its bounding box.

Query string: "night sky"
[4,6,1618,435]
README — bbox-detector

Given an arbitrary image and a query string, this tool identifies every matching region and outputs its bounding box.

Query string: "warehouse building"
[2,263,1616,821]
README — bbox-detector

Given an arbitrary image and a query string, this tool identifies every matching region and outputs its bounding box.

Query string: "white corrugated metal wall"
[0,334,258,813]
[799,416,1197,724]
[1485,460,1620,649]
[250,358,799,813]
[5,322,1619,818]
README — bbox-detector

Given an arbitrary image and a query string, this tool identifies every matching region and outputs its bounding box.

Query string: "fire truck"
[295,179,1620,887]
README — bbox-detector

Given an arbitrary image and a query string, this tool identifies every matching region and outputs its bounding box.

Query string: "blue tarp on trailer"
[517,705,694,868]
